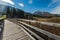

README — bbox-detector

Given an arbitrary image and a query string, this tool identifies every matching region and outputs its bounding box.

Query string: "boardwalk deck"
[2,20,33,40]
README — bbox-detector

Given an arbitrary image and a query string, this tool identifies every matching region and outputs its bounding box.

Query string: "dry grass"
[47,17,60,23]
[34,17,60,23]
[33,17,49,22]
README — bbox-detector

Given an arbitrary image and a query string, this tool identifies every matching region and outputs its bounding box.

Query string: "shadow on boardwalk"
[0,20,4,40]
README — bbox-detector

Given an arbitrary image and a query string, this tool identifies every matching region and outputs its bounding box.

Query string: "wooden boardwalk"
[2,20,33,40]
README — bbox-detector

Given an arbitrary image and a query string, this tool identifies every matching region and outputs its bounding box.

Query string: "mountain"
[33,11,56,17]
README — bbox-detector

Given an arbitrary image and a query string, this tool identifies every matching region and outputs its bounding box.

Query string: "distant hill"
[34,11,52,17]
[33,10,60,17]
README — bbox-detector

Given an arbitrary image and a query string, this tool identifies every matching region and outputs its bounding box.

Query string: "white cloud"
[51,6,60,14]
[1,0,14,5]
[28,0,32,4]
[48,0,59,8]
[19,3,24,7]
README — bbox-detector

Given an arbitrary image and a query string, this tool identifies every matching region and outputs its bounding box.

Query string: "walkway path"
[2,20,33,40]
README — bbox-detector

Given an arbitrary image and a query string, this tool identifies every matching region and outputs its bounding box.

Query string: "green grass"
[0,15,6,20]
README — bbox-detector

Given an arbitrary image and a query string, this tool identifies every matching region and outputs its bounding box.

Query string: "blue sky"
[0,0,60,14]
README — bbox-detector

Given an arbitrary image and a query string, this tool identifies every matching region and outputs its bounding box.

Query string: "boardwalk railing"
[19,19,60,27]
[19,21,60,40]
